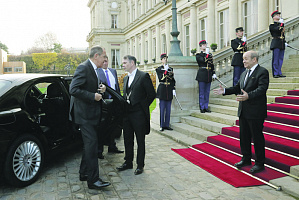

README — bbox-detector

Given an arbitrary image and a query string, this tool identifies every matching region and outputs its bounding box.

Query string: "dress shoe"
[108,147,124,153]
[204,108,211,113]
[134,167,144,175]
[200,109,205,113]
[117,163,133,171]
[164,127,173,131]
[250,165,265,174]
[279,74,286,77]
[234,160,251,169]
[88,179,111,189]
[79,174,88,181]
[98,152,104,159]
[273,75,280,78]
[159,127,164,131]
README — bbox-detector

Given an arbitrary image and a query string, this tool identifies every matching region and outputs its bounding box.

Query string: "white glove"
[242,36,247,42]
[285,42,288,47]
[173,90,176,96]
[205,47,210,55]
[279,18,284,23]
[212,74,217,79]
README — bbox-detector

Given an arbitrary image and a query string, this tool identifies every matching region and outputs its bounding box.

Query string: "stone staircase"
[151,54,299,197]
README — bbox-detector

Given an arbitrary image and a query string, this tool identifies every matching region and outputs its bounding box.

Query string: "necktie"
[244,69,251,87]
[105,70,111,87]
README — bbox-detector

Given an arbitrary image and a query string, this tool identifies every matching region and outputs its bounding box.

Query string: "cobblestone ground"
[0,132,297,200]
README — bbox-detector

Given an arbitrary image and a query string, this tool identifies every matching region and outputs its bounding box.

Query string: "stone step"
[289,55,299,59]
[150,122,202,147]
[267,96,279,103]
[181,115,231,134]
[269,83,299,90]
[284,72,299,77]
[208,104,238,116]
[209,97,239,107]
[267,89,288,96]
[281,66,299,72]
[269,77,299,83]
[171,122,216,142]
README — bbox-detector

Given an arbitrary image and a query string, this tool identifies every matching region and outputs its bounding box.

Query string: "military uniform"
[269,10,286,77]
[231,28,247,86]
[156,53,176,130]
[195,41,215,112]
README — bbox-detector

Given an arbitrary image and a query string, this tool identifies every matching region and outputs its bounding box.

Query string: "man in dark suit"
[213,51,269,174]
[97,56,123,159]
[269,10,286,78]
[69,46,111,189]
[117,55,156,175]
[231,27,247,86]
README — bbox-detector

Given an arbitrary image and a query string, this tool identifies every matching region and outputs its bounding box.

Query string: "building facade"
[0,49,26,74]
[86,0,299,69]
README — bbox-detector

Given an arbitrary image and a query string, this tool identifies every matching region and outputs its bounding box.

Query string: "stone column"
[148,0,152,10]
[258,0,269,32]
[165,18,171,53]
[124,1,128,26]
[190,4,197,52]
[141,0,145,15]
[130,0,133,23]
[135,35,139,59]
[177,11,182,49]
[135,0,138,19]
[141,32,145,64]
[130,38,133,55]
[156,24,161,61]
[229,0,238,39]
[148,28,153,63]
[207,0,215,44]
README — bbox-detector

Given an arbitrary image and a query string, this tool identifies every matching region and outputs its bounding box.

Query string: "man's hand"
[173,90,176,96]
[98,84,106,93]
[213,84,224,95]
[279,18,284,23]
[285,42,288,47]
[236,89,249,101]
[242,35,247,42]
[206,47,210,55]
[212,74,217,79]
[95,93,102,101]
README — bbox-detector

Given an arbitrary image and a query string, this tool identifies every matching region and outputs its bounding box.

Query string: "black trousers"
[123,109,146,167]
[79,124,99,184]
[239,117,265,166]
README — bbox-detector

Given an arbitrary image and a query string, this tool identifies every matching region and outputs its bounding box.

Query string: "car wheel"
[4,134,44,187]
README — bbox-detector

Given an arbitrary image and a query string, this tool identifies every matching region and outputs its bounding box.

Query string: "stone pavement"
[0,132,297,200]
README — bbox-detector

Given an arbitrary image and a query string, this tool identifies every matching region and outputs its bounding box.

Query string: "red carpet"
[173,89,299,187]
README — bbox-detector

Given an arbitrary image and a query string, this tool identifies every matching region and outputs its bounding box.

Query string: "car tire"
[4,134,44,187]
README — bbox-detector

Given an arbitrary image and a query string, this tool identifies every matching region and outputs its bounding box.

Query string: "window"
[275,0,280,11]
[145,41,148,60]
[153,38,156,59]
[111,49,120,69]
[243,0,258,37]
[4,67,12,72]
[162,34,166,53]
[200,18,207,41]
[111,15,118,28]
[185,25,190,56]
[219,9,230,49]
[15,67,23,72]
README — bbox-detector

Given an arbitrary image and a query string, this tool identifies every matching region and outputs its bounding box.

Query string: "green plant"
[137,61,140,66]
[210,43,217,48]
[191,48,197,52]
[144,59,148,64]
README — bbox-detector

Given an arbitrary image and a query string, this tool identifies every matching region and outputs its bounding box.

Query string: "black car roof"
[0,73,69,83]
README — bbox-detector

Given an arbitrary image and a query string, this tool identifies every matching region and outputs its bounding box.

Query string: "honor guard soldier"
[196,40,216,113]
[231,27,247,86]
[156,53,176,131]
[269,10,286,78]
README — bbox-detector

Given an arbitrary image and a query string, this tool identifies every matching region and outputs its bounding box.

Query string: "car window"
[0,80,12,96]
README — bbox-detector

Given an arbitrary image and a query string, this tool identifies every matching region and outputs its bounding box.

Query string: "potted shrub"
[152,58,156,63]
[137,61,140,66]
[191,48,197,55]
[210,43,217,52]
[144,59,148,64]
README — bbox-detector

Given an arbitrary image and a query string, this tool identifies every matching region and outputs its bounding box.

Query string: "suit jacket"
[156,65,176,101]
[98,68,120,98]
[123,69,156,134]
[269,22,286,50]
[195,52,215,82]
[69,59,102,125]
[224,65,269,119]
[231,37,247,66]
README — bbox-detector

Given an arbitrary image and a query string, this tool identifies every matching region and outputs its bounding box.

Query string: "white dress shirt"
[128,68,137,87]
[89,59,98,77]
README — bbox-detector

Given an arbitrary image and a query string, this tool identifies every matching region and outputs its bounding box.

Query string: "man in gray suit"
[97,56,123,158]
[117,55,156,175]
[69,46,111,189]
[214,51,269,174]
